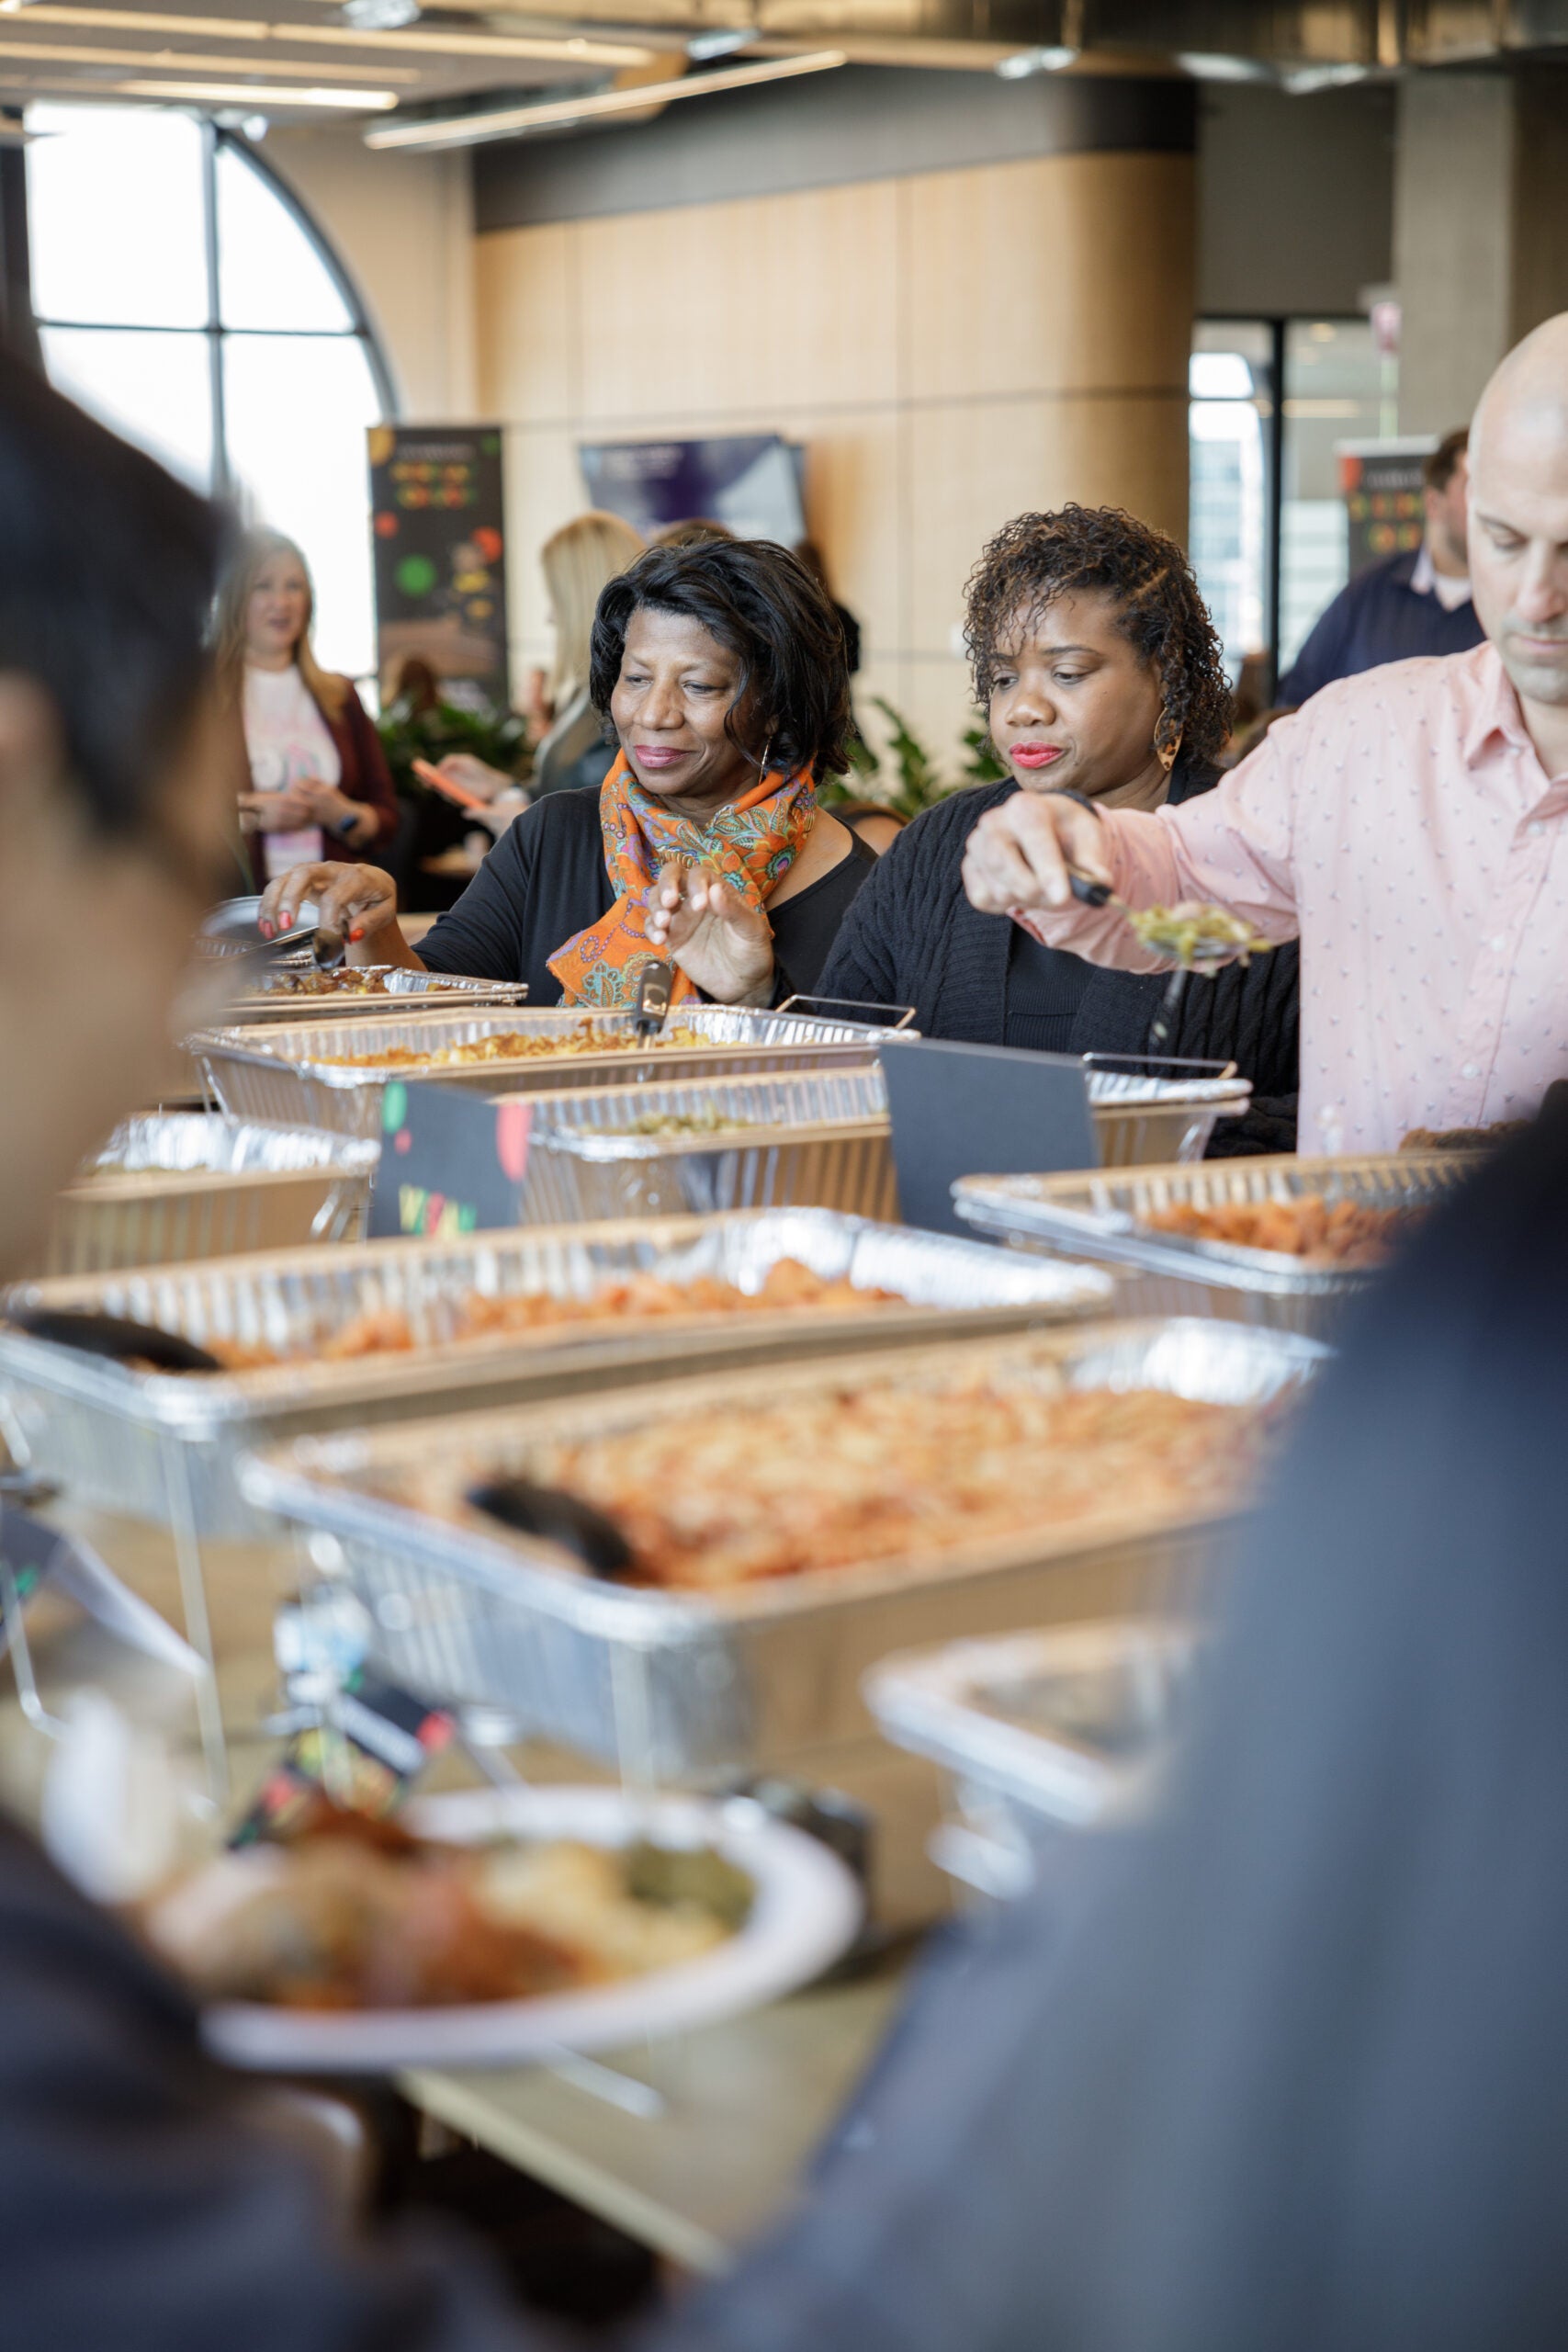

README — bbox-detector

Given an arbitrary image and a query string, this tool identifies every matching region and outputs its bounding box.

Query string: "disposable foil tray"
[1077,1057,1252,1168]
[0,1208,1113,1537]
[28,1116,378,1277]
[224,968,531,1023]
[953,1150,1467,1339]
[864,1620,1198,1896]
[240,1317,1325,1781]
[513,1066,896,1224]
[192,1001,913,1140]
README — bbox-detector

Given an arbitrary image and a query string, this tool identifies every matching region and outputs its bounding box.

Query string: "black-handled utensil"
[633,960,674,1039]
[7,1307,223,1374]
[1067,869,1114,910]
[466,1476,638,1580]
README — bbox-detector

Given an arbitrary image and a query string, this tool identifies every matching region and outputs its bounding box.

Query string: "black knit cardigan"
[818,763,1301,1155]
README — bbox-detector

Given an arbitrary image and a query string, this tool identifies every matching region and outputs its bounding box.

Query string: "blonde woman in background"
[218,529,397,880]
[435,510,644,811]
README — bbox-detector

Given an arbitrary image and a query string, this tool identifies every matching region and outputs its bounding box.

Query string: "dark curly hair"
[964,505,1233,767]
[589,538,853,779]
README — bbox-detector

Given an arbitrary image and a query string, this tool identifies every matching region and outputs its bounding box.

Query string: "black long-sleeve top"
[417,786,875,1004]
[818,765,1301,1154]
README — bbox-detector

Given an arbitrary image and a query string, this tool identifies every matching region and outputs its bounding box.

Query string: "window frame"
[25,112,396,501]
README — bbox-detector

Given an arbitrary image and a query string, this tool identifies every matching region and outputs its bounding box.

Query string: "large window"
[1190,315,1393,693]
[28,103,391,681]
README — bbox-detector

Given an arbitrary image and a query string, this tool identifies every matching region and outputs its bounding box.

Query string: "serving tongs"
[466,1476,638,1581]
[6,1307,223,1374]
[632,960,674,1039]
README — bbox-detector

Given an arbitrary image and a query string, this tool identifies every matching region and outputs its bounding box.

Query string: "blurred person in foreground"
[8,360,1568,2352]
[219,529,398,880]
[964,319,1568,1156]
[1278,427,1483,707]
[260,539,875,1008]
[821,507,1300,1151]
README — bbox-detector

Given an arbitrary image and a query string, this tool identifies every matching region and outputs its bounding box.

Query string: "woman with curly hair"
[819,505,1300,1147]
[261,538,874,1006]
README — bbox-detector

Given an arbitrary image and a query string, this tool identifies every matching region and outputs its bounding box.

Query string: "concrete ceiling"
[1,0,1563,138]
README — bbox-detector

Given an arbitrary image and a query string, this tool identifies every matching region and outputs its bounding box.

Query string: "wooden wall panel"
[475,223,577,424]
[576,178,900,423]
[902,153,1196,403]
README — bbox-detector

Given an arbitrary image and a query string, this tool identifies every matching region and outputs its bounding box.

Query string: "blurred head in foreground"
[0,361,231,1275]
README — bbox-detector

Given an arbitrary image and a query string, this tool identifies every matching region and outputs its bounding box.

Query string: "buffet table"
[402,1962,903,2277]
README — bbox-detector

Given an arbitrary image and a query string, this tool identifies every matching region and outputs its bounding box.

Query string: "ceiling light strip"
[0,37,420,78]
[0,5,651,65]
[367,46,846,150]
[116,77,397,107]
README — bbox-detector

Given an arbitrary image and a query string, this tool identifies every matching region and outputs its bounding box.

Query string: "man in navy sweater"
[1278,427,1484,706]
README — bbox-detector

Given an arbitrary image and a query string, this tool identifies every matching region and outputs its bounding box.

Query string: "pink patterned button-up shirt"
[1015,642,1568,1155]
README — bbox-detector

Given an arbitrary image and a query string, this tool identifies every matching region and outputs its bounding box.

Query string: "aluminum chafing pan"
[0,1209,1113,1537]
[239,1317,1325,1781]
[953,1151,1467,1339]
[867,1615,1197,1814]
[1077,1057,1253,1168]
[223,969,531,1023]
[28,1116,378,1278]
[514,1066,896,1224]
[192,1001,914,1140]
[508,1057,1249,1226]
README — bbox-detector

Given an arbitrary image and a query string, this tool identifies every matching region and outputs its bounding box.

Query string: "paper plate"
[187,1784,862,2075]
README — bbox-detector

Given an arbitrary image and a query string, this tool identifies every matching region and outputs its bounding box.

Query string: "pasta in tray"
[465,1379,1279,1591]
[311,1022,708,1069]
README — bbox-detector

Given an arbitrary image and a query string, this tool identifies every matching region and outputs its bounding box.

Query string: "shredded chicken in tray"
[1145,1195,1416,1267]
[496,1380,1273,1590]
[200,1258,899,1372]
[311,1022,708,1069]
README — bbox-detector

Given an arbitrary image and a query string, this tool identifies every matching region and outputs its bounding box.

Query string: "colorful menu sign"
[1337,436,1437,579]
[368,424,509,701]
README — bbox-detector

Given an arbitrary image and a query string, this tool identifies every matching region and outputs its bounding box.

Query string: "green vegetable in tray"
[611,1110,758,1139]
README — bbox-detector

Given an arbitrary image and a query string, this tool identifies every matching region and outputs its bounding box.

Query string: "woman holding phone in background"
[219,529,398,880]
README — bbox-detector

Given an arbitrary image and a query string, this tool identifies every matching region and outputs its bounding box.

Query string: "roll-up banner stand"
[368,424,510,704]
[1336,435,1437,580]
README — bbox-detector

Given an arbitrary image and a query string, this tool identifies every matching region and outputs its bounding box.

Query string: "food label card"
[877,1038,1098,1235]
[367,1077,534,1238]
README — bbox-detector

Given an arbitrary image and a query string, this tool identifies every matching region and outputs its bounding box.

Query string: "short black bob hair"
[964,504,1234,768]
[589,538,854,780]
[0,357,224,834]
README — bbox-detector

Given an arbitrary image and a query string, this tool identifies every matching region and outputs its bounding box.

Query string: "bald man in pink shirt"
[962,315,1568,1155]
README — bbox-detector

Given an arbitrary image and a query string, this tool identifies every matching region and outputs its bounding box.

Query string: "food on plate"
[312,1022,708,1069]
[1124,901,1274,967]
[1145,1195,1416,1267]
[1400,1120,1530,1152]
[146,1804,750,2012]
[190,1258,901,1372]
[474,1380,1276,1589]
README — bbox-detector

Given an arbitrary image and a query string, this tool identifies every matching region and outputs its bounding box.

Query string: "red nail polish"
[279,912,293,930]
[259,920,273,939]
[349,926,365,944]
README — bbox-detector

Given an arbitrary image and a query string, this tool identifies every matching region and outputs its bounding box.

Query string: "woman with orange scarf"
[260,539,874,1006]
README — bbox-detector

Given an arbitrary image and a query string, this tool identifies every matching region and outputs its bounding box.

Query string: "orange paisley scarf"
[547,750,818,1009]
